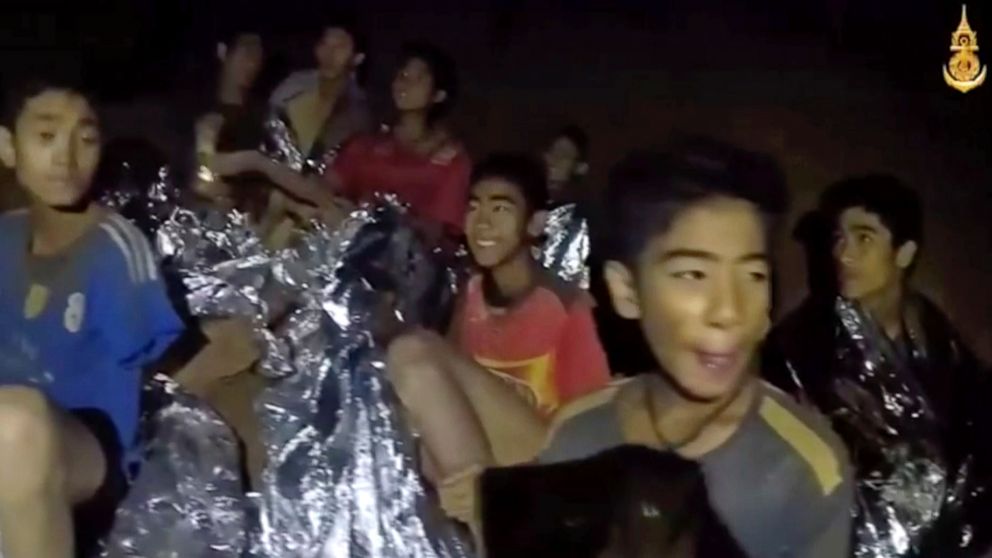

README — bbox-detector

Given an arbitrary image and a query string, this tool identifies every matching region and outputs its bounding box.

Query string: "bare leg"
[387,331,549,473]
[387,334,493,478]
[0,386,107,558]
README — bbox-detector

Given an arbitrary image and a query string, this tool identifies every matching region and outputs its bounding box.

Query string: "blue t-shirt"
[0,209,183,459]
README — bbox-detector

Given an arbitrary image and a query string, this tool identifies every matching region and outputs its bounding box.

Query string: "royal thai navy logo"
[944,5,987,93]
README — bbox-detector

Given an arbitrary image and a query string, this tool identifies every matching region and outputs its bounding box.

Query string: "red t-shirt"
[452,273,611,414]
[330,132,471,233]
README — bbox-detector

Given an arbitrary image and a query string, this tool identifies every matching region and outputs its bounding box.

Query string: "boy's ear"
[604,260,642,320]
[353,52,367,67]
[526,209,548,237]
[433,89,448,105]
[0,127,15,169]
[895,240,918,271]
[216,43,228,62]
[574,161,589,176]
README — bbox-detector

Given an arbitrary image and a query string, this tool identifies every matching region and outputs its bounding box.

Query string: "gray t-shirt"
[539,379,854,558]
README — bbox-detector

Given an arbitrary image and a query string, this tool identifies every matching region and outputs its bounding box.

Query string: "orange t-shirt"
[452,273,611,414]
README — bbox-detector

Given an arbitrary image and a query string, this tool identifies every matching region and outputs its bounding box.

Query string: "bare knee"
[386,332,450,406]
[387,329,442,367]
[0,387,64,503]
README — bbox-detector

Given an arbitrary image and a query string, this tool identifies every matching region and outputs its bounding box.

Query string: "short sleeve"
[93,216,185,369]
[427,149,471,235]
[553,298,612,404]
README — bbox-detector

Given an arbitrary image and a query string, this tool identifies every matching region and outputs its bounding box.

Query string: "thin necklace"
[642,379,745,451]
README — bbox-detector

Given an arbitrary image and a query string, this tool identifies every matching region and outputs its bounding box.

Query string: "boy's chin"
[665,373,744,404]
[32,194,92,213]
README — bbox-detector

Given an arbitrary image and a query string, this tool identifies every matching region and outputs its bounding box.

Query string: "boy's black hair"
[604,139,788,266]
[399,41,458,122]
[313,11,368,56]
[1,72,92,129]
[218,26,263,50]
[554,124,589,162]
[471,152,549,214]
[819,174,923,249]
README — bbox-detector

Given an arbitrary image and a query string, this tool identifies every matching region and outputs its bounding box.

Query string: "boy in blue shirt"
[0,77,184,558]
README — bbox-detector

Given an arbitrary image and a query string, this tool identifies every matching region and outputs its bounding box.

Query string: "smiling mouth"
[474,239,498,248]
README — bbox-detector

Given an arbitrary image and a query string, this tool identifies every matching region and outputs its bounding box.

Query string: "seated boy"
[0,77,184,558]
[436,147,855,556]
[387,153,611,483]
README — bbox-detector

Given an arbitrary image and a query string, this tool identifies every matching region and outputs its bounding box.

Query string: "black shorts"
[70,409,130,556]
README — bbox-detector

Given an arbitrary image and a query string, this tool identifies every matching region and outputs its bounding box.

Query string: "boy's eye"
[672,270,706,281]
[857,233,873,245]
[39,131,56,141]
[749,271,770,282]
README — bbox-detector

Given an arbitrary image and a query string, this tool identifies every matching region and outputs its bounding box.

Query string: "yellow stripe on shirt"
[759,396,844,496]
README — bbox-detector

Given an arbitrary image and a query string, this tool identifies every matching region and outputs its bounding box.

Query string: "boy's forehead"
[839,206,888,233]
[651,196,768,256]
[471,177,525,201]
[19,89,97,125]
[549,136,578,154]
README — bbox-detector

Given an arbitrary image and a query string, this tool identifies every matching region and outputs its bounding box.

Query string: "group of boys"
[0,20,989,558]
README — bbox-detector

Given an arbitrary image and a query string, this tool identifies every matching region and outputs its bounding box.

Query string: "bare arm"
[254,155,338,208]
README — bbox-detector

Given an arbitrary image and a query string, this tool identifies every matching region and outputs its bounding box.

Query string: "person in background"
[202,18,370,227]
[538,124,594,288]
[269,15,372,166]
[386,153,610,508]
[328,41,471,244]
[764,175,992,556]
[188,27,271,217]
[0,76,184,558]
[543,124,590,207]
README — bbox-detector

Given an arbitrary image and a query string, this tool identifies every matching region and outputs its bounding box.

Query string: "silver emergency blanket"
[262,111,320,175]
[95,157,473,557]
[251,201,469,558]
[789,299,989,558]
[101,376,248,558]
[539,203,590,289]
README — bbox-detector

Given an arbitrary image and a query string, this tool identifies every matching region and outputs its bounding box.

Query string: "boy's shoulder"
[747,382,850,497]
[89,210,161,285]
[0,208,29,227]
[0,209,29,259]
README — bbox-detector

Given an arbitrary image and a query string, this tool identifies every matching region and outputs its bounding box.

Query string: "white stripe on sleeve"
[99,223,138,283]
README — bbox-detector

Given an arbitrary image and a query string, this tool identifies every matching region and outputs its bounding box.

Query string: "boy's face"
[606,196,771,402]
[465,177,542,269]
[544,136,581,186]
[0,89,101,208]
[221,34,263,90]
[314,27,357,80]
[832,206,915,302]
[392,58,440,113]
